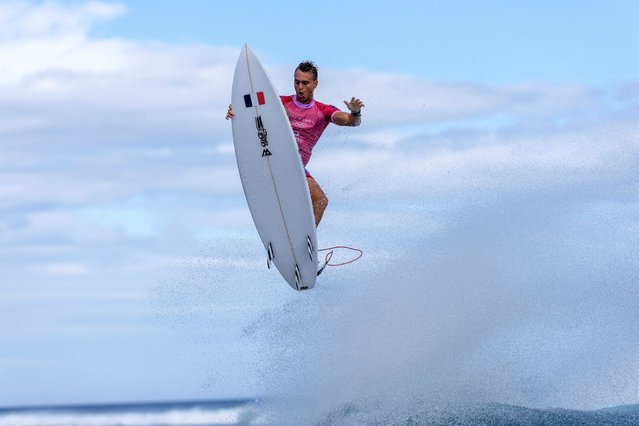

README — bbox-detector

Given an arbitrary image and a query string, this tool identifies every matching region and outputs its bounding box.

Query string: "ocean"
[0,399,259,426]
[1,399,638,426]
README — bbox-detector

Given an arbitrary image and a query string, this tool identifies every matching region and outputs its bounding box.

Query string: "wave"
[310,401,639,425]
[4,399,639,426]
[0,400,259,426]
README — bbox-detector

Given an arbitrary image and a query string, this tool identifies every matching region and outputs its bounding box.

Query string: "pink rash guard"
[280,95,340,176]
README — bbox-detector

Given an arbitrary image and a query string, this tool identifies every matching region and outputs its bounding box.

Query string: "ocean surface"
[1,399,638,426]
[0,399,258,426]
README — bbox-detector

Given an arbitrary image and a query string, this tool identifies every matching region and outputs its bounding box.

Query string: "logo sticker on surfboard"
[244,91,265,107]
[255,115,272,157]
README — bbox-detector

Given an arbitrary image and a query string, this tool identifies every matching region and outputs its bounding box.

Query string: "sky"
[1,0,638,418]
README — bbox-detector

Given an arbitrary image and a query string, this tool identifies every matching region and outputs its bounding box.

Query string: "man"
[226,60,364,226]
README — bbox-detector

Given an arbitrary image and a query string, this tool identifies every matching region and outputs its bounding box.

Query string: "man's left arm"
[333,97,365,127]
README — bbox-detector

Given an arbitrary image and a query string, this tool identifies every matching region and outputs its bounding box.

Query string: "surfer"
[226,61,364,226]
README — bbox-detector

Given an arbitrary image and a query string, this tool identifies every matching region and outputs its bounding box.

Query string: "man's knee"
[307,176,328,226]
[308,177,327,206]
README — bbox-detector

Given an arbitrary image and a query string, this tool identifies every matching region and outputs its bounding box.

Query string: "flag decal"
[244,91,266,107]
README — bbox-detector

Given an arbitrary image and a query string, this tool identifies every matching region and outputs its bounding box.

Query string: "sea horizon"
[1,397,639,426]
[0,397,257,412]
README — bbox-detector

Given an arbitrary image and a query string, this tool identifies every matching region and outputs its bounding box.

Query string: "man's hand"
[333,97,365,126]
[343,97,365,115]
[225,104,234,120]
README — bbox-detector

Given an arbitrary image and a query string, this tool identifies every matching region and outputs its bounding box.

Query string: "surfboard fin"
[266,243,274,269]
[294,264,308,290]
[306,236,314,261]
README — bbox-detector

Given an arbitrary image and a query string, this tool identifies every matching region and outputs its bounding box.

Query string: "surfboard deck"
[231,44,318,291]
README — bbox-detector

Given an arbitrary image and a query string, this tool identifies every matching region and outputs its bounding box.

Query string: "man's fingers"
[344,97,365,112]
[226,104,234,120]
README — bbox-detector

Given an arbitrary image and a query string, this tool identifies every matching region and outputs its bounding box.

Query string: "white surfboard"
[231,44,318,291]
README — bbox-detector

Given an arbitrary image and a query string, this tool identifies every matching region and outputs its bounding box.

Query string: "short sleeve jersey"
[280,95,340,166]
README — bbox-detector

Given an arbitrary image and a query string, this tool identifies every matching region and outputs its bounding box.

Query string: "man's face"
[294,69,318,104]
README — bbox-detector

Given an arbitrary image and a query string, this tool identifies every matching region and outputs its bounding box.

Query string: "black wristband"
[351,110,361,117]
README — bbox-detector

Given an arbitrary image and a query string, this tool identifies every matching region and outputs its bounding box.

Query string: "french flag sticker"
[244,91,266,107]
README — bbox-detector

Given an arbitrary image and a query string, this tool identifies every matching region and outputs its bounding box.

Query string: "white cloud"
[0,1,635,263]
[0,1,126,88]
[41,261,89,277]
[312,109,639,206]
[0,1,235,139]
[313,69,601,128]
[0,1,125,39]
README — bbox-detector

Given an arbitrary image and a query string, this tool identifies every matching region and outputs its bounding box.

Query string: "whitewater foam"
[244,194,639,424]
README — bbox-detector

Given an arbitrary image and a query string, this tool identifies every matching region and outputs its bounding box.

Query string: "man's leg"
[307,176,328,227]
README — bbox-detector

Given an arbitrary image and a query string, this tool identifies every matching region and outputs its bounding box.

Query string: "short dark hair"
[296,60,318,80]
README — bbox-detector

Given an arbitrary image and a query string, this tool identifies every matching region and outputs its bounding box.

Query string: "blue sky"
[82,0,639,85]
[1,0,638,418]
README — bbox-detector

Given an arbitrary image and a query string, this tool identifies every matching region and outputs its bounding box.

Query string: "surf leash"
[316,245,363,276]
